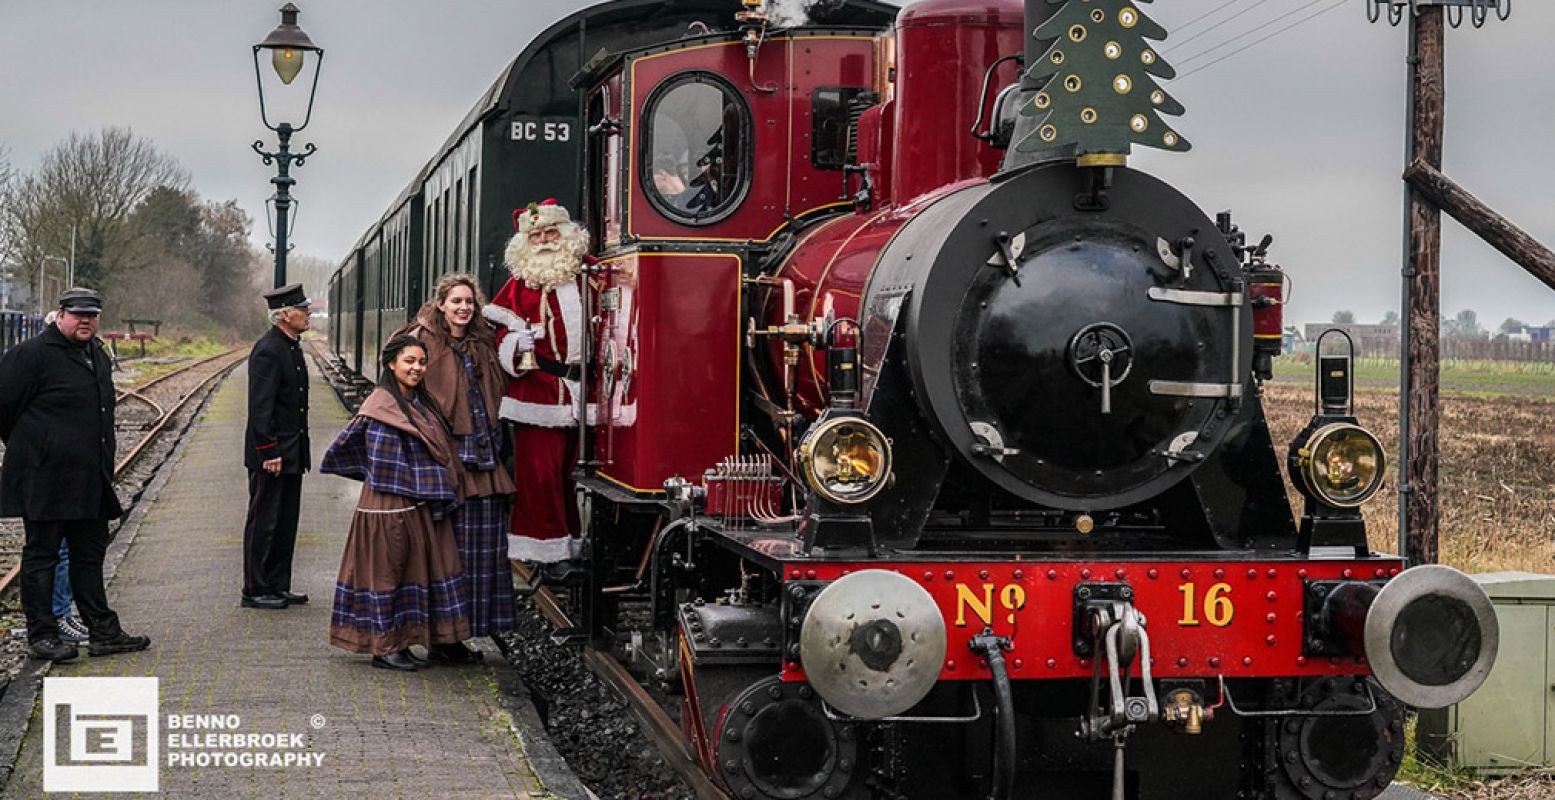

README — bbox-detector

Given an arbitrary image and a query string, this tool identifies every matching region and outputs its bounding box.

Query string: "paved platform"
[2,362,564,799]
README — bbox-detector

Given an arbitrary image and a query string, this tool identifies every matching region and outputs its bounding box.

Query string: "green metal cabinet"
[1418,572,1555,772]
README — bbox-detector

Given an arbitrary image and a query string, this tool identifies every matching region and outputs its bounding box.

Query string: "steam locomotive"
[331,1,1499,798]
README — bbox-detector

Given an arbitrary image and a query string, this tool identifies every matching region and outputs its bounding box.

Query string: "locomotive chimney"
[999,0,1070,171]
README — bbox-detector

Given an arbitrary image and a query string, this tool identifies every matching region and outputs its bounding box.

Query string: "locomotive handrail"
[970,53,1023,142]
[1215,675,1379,718]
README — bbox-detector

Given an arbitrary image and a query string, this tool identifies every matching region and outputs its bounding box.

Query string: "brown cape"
[397,308,513,498]
[357,386,464,490]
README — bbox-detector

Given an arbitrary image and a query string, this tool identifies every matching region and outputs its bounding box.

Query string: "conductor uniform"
[0,287,150,660]
[242,283,313,609]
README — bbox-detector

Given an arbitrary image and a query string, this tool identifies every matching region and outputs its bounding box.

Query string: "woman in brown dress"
[322,334,471,671]
[398,274,515,662]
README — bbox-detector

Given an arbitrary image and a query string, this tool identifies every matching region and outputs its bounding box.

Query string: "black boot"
[400,648,430,668]
[428,642,483,664]
[30,637,79,662]
[89,631,151,657]
[371,651,418,671]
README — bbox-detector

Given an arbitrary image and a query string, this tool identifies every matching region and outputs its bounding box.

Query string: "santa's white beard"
[513,245,582,289]
[505,223,589,290]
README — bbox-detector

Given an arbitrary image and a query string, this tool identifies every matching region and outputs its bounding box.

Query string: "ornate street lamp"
[251,3,324,288]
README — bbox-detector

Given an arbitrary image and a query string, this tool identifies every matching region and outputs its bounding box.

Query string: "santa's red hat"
[513,199,572,234]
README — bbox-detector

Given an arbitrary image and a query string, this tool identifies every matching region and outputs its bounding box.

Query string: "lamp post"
[251,3,324,289]
[37,256,69,316]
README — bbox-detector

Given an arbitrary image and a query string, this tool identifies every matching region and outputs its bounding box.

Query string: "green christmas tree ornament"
[1018,0,1190,164]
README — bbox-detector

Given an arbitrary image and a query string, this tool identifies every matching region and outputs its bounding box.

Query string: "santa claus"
[481,200,593,564]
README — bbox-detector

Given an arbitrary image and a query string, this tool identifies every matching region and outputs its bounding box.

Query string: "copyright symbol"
[310,714,327,729]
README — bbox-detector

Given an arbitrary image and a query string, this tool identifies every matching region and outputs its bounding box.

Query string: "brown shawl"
[357,386,462,482]
[399,306,506,438]
[397,306,513,498]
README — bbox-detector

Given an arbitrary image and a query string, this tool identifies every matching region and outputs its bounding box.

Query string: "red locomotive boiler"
[552,1,1501,798]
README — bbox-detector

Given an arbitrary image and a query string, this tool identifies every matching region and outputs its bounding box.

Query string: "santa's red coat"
[482,273,593,560]
[482,275,594,427]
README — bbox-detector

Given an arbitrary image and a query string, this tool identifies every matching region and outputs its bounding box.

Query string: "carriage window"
[812,87,872,170]
[642,72,749,225]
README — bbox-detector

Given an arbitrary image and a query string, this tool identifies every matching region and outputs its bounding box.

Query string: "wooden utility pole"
[1382,0,1535,566]
[1402,7,1444,566]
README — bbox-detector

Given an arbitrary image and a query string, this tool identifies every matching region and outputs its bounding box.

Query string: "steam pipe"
[970,631,1016,800]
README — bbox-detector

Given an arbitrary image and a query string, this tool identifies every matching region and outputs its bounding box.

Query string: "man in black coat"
[241,282,313,610]
[0,288,151,661]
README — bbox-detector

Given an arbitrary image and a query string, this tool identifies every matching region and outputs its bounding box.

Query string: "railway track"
[0,348,249,598]
[510,561,729,800]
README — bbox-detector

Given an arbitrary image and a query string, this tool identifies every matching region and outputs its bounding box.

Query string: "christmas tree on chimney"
[1018,0,1190,163]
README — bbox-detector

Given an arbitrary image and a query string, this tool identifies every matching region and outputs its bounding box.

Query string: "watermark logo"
[44,677,160,792]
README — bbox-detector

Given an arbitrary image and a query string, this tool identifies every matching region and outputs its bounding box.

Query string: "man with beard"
[241,283,313,610]
[481,200,594,567]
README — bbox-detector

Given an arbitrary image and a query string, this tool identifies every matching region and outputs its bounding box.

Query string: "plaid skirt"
[329,487,471,655]
[452,494,515,636]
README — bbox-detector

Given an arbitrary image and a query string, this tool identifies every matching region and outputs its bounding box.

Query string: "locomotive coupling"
[1305,564,1498,708]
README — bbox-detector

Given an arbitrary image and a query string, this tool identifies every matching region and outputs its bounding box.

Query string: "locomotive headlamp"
[1296,423,1386,508]
[798,415,892,504]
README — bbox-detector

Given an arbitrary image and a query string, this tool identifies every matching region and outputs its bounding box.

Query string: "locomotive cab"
[579,21,887,498]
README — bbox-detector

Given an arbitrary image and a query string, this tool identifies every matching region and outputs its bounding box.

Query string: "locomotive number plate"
[1176,581,1235,627]
[778,559,1405,683]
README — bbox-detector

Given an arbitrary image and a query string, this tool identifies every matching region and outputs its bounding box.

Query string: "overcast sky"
[3,0,1552,328]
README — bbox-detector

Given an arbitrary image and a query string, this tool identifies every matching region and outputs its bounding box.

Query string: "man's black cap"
[58,287,102,315]
[263,283,310,311]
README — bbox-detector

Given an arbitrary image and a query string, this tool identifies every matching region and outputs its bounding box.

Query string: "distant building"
[0,263,34,312]
[1302,323,1399,357]
[1282,326,1304,354]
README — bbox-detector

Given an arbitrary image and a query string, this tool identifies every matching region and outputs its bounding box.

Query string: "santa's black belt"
[536,354,582,382]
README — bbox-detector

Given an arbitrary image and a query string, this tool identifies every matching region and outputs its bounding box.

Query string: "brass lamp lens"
[1303,424,1385,507]
[801,417,892,504]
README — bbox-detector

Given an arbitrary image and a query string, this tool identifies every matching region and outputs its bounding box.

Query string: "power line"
[1162,0,1274,54]
[1172,0,1243,35]
[1176,0,1349,80]
[1174,0,1340,67]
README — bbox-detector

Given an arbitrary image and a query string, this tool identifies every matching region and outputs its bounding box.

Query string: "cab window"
[641,72,749,225]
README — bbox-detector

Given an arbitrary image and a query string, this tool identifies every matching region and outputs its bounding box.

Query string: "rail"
[509,561,732,800]
[0,348,248,597]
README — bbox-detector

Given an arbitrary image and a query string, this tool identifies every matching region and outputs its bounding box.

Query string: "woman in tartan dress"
[322,334,471,671]
[398,274,516,662]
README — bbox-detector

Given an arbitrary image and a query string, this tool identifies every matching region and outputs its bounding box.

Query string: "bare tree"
[1,128,189,291]
[108,189,267,336]
[1442,308,1485,340]
[283,254,339,300]
[0,144,15,263]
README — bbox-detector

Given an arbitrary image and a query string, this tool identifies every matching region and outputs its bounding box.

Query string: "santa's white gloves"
[515,327,537,353]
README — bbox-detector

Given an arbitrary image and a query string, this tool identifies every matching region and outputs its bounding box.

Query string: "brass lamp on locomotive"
[566,1,1499,798]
